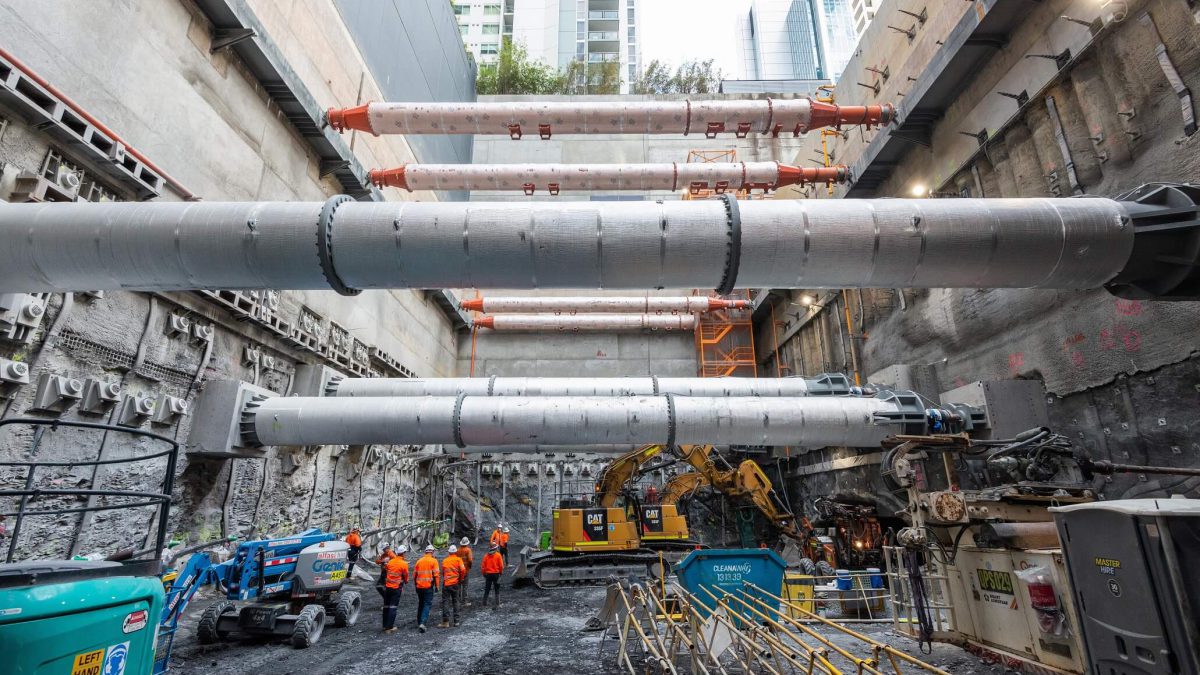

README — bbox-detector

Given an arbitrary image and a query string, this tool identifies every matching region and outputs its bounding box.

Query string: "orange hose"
[0,46,198,201]
[469,291,481,377]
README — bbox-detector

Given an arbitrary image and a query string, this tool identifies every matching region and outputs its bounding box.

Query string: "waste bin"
[675,548,786,621]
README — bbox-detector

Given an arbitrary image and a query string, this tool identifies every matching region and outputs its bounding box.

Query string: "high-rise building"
[816,0,858,80]
[454,0,641,93]
[849,0,880,36]
[736,0,858,83]
[785,0,824,80]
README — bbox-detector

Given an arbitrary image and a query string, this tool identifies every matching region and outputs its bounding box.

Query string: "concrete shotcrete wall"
[762,0,1200,515]
[0,0,465,560]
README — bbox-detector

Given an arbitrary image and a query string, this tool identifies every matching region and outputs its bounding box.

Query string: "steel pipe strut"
[328,374,853,398]
[474,314,695,331]
[455,445,640,455]
[325,99,896,137]
[247,395,905,448]
[368,161,847,193]
[460,296,747,313]
[0,197,1140,294]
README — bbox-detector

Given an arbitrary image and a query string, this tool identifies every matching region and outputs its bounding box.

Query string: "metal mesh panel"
[57,329,194,389]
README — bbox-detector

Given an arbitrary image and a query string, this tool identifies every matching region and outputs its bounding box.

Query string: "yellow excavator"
[660,446,839,574]
[521,443,819,587]
[521,444,689,588]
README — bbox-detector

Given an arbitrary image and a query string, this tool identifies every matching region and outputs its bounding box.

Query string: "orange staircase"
[695,290,757,377]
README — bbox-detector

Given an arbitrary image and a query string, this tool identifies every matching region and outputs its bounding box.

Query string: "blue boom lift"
[159,529,362,659]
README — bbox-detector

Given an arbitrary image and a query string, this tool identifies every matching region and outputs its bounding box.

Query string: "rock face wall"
[760,0,1200,515]
[0,1,467,560]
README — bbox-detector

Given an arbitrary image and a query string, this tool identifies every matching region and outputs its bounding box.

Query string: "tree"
[632,59,724,95]
[476,39,567,95]
[558,60,622,95]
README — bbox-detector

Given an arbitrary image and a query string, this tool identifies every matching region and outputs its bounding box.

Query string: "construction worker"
[345,527,363,577]
[413,544,440,633]
[489,524,504,550]
[381,545,409,634]
[499,526,511,563]
[374,545,398,598]
[439,544,467,628]
[457,536,475,606]
[480,542,504,609]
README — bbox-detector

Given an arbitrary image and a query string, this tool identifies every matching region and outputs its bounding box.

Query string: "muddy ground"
[166,555,1011,674]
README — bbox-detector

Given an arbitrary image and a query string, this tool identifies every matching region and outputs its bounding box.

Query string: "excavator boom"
[593,444,667,508]
[667,445,809,543]
[661,472,711,506]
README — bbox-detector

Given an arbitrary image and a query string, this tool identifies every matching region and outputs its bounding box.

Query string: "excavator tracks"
[530,551,664,590]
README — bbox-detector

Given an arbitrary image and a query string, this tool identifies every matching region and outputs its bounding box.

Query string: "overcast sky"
[638,0,751,79]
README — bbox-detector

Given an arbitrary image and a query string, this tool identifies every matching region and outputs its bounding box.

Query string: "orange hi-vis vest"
[459,545,474,570]
[490,529,503,547]
[414,554,440,589]
[499,531,510,546]
[346,531,362,547]
[481,551,504,575]
[384,557,409,589]
[375,550,395,565]
[442,554,466,587]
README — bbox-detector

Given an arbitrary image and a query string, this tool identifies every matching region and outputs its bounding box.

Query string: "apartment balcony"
[587,9,619,29]
[587,31,619,51]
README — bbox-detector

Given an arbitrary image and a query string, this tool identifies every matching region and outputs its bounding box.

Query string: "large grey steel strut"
[327,374,854,398]
[1,185,1197,298]
[242,394,944,449]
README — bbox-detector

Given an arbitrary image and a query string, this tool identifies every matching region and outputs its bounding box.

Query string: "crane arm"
[594,444,667,508]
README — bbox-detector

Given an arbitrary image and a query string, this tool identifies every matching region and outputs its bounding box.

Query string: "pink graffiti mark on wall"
[1114,298,1144,316]
[1008,352,1024,376]
[1099,322,1142,353]
[1063,333,1087,368]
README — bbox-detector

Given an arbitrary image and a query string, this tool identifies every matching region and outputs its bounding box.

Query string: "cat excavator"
[519,442,821,587]
[660,446,839,574]
[518,443,687,588]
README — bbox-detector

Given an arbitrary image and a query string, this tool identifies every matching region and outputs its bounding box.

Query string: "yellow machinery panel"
[639,504,690,542]
[783,572,815,617]
[953,547,1085,672]
[956,548,1036,655]
[1008,549,1085,673]
[551,507,641,553]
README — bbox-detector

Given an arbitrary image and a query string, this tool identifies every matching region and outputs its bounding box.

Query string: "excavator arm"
[730,461,808,542]
[666,445,809,542]
[595,443,809,543]
[661,471,711,506]
[593,444,668,508]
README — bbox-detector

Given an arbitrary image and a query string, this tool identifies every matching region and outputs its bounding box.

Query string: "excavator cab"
[549,506,641,553]
[637,503,690,544]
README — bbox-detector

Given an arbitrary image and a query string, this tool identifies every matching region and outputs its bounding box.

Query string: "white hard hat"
[396,545,408,554]
[424,544,435,552]
[503,526,510,533]
[460,537,470,546]
[448,544,458,553]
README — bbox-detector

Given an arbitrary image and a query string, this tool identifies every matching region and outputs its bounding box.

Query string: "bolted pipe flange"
[715,193,742,296]
[316,195,361,297]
